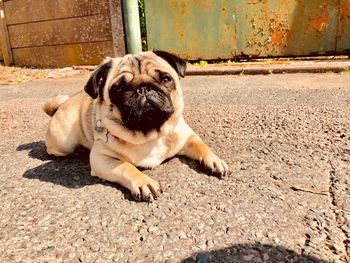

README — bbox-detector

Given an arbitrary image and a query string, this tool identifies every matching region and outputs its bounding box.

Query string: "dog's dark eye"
[110,84,122,93]
[160,74,173,84]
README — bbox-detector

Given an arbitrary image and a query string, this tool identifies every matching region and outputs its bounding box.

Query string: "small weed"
[193,60,208,66]
[138,0,147,51]
[340,70,350,75]
[16,75,27,84]
[11,67,20,73]
[264,59,274,64]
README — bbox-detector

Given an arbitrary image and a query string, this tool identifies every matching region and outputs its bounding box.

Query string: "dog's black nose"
[136,86,151,106]
[137,86,152,95]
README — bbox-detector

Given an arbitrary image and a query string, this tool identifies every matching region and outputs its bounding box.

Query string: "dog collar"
[95,118,127,144]
[95,119,104,133]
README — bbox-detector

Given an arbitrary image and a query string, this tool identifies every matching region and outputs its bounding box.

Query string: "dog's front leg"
[90,144,161,202]
[179,133,230,178]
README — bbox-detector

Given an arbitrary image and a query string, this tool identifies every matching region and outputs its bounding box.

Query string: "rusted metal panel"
[4,0,110,25]
[8,14,112,48]
[336,0,350,53]
[236,0,339,57]
[145,0,237,60]
[145,0,349,59]
[12,42,114,67]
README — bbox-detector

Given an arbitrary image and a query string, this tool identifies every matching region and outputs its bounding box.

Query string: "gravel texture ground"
[0,72,349,263]
[0,65,85,85]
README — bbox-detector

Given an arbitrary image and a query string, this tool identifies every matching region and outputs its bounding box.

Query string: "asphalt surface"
[0,72,350,262]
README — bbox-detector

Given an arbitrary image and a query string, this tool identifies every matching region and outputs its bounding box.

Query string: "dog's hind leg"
[46,137,77,157]
[45,116,79,157]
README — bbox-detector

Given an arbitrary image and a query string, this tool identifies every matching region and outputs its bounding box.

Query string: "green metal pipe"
[122,0,142,54]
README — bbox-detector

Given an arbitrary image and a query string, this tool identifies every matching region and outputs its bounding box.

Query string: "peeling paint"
[180,2,187,15]
[146,0,349,60]
[270,22,290,46]
[308,4,331,33]
[336,0,350,49]
[338,1,350,21]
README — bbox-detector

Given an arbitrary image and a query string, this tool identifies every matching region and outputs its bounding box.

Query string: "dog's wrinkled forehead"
[111,52,180,82]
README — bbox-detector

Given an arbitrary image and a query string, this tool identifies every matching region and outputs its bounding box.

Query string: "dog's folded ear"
[84,58,112,100]
[153,50,187,78]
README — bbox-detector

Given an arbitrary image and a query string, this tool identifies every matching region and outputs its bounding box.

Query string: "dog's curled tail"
[43,95,69,117]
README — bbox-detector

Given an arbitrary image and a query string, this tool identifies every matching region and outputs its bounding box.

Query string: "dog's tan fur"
[44,51,229,201]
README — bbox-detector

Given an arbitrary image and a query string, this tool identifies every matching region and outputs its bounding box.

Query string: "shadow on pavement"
[17,141,133,200]
[178,156,208,175]
[17,140,55,161]
[182,243,329,263]
[17,141,225,200]
[178,156,229,179]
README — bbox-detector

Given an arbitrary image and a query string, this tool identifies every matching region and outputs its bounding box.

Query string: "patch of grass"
[193,60,209,66]
[340,70,350,75]
[190,58,240,66]
[11,67,20,73]
[138,0,147,51]
[16,75,27,84]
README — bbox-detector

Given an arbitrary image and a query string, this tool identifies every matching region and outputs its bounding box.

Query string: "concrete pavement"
[0,72,349,262]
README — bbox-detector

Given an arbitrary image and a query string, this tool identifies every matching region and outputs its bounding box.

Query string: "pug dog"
[43,50,229,202]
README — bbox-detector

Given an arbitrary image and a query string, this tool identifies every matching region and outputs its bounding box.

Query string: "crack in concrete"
[328,161,350,261]
[329,169,337,207]
[301,233,311,255]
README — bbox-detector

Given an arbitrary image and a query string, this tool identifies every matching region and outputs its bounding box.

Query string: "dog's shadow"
[17,141,216,201]
[17,141,132,200]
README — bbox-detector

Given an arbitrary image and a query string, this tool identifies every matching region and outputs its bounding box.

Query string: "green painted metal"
[122,0,142,54]
[336,0,350,53]
[144,0,350,59]
[235,0,339,57]
[144,0,237,60]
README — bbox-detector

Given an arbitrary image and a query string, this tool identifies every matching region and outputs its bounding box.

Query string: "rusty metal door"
[145,1,237,60]
[337,0,350,53]
[144,0,350,60]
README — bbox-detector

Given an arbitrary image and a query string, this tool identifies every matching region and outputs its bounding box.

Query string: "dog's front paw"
[202,152,230,179]
[130,174,161,202]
